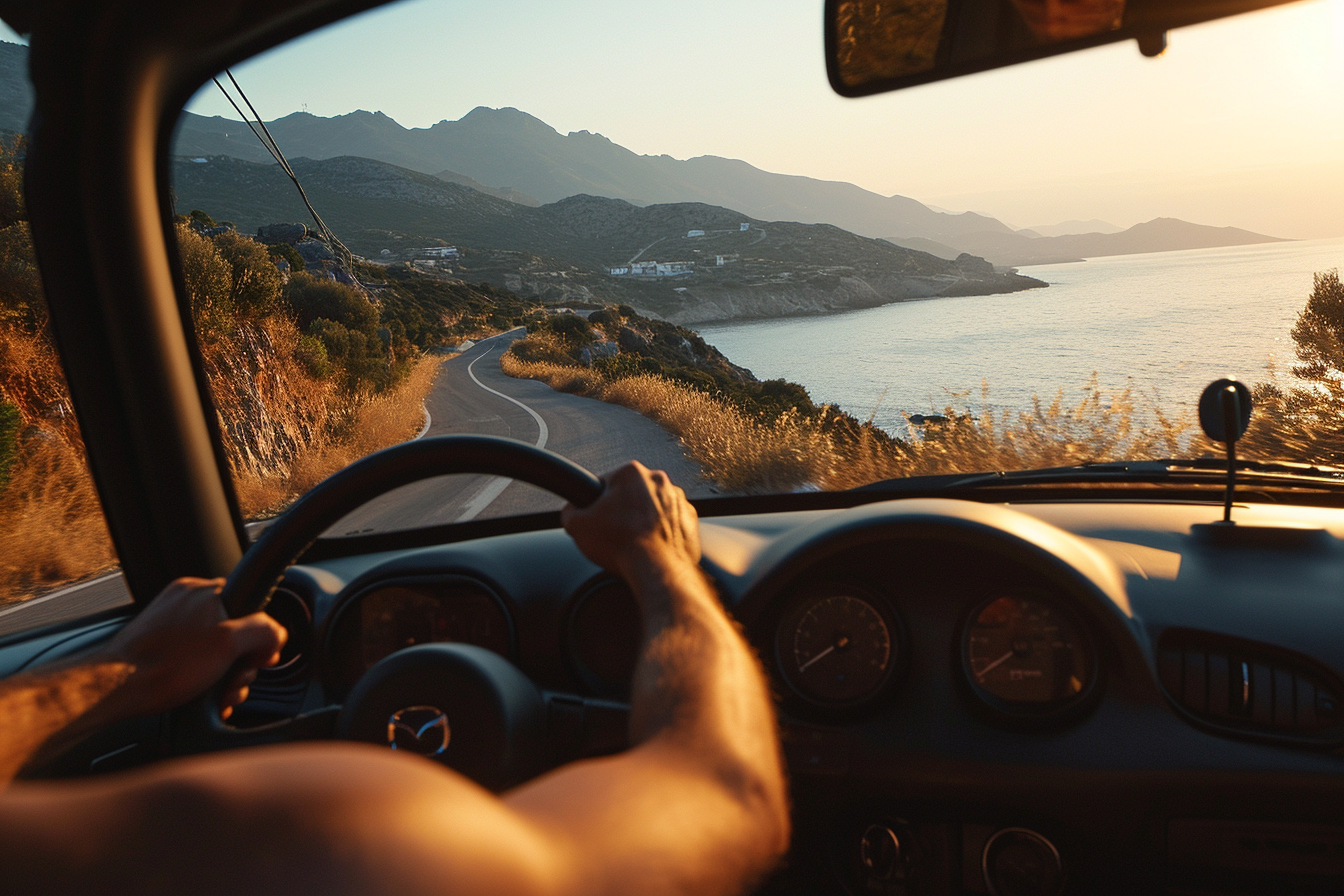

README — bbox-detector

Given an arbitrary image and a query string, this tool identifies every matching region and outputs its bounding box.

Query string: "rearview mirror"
[825,0,1305,97]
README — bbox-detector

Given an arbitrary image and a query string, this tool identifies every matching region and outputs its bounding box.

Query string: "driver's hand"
[103,577,286,720]
[561,461,700,584]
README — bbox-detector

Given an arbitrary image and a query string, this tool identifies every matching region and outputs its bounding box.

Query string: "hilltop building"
[608,260,694,279]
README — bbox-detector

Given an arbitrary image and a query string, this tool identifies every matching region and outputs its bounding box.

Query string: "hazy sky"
[72,0,1344,237]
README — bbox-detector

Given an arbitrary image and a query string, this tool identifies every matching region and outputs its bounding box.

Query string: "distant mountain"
[1024,219,1123,237]
[897,217,1290,266]
[171,155,1045,325]
[883,236,965,261]
[172,105,1015,243]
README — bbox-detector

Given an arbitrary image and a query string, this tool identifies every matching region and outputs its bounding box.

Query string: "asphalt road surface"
[331,329,709,533]
[0,330,708,636]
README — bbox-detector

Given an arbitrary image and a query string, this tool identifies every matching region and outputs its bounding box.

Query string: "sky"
[20,0,1342,238]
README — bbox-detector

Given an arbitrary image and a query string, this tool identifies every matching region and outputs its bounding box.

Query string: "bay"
[698,237,1344,438]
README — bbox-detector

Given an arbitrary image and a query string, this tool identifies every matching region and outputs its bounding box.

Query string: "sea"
[697,237,1344,439]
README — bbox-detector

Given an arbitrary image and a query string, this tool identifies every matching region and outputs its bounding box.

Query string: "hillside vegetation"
[171,154,1045,325]
[0,139,543,598]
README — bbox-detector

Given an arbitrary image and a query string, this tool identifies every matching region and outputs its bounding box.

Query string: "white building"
[740,222,750,231]
[687,229,705,238]
[609,260,694,278]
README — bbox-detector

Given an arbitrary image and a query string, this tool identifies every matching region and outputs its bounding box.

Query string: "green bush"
[267,242,305,273]
[294,334,330,379]
[175,223,234,340]
[213,231,283,319]
[0,399,18,487]
[284,273,379,334]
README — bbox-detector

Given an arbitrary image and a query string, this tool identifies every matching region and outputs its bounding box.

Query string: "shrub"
[0,223,45,331]
[213,230,283,319]
[284,272,379,333]
[294,334,330,379]
[268,242,305,272]
[0,399,18,486]
[175,222,234,340]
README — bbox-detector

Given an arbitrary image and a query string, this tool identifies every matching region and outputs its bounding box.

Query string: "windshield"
[162,0,1343,534]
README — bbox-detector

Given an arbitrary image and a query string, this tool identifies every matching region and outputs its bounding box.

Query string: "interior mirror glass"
[827,0,1306,96]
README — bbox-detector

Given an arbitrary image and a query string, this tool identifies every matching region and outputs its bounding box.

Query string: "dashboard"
[27,495,1344,894]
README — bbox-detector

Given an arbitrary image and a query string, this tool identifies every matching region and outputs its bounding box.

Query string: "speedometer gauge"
[963,592,1096,716]
[776,584,901,707]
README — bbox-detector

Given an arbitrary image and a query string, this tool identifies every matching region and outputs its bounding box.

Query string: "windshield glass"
[168,0,1344,534]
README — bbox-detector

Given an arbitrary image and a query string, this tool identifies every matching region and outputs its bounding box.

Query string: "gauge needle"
[799,645,835,672]
[976,650,1015,680]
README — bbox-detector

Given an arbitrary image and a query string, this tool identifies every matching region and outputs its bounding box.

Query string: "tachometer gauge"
[776,584,900,707]
[963,592,1096,716]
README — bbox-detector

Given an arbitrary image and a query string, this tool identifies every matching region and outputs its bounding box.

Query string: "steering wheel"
[220,434,603,617]
[173,435,605,784]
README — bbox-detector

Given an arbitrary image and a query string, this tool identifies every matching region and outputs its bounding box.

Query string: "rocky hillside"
[172,155,1045,325]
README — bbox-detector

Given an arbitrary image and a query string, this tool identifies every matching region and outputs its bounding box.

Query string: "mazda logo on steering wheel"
[387,705,451,756]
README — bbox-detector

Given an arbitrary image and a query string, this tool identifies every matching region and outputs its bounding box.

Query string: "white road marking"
[466,346,548,450]
[455,344,550,522]
[416,401,432,440]
[0,571,123,618]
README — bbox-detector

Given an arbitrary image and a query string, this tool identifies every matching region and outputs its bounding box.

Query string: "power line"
[212,72,358,283]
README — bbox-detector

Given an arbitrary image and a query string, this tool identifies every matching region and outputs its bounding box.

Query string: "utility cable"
[211,73,358,283]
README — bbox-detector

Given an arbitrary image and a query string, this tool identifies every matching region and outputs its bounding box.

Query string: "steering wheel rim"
[172,435,603,753]
[220,434,604,618]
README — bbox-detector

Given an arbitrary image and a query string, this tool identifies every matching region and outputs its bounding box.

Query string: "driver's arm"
[507,460,791,894]
[0,463,787,896]
[0,578,285,785]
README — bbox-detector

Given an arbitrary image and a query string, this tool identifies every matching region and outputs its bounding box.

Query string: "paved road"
[0,331,708,636]
[328,329,710,532]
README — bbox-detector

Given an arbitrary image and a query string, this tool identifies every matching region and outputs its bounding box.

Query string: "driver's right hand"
[560,461,701,585]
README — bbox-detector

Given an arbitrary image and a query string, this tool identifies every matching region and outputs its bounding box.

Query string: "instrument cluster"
[323,576,514,699]
[769,575,1100,722]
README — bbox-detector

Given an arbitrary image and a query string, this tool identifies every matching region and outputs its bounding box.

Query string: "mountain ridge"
[894,217,1290,265]
[171,103,1019,243]
[171,153,1045,325]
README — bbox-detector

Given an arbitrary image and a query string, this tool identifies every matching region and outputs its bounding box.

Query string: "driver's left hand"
[101,577,286,720]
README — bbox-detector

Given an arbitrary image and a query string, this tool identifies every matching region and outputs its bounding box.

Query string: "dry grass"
[231,354,441,516]
[0,437,118,601]
[0,317,443,600]
[504,352,1200,493]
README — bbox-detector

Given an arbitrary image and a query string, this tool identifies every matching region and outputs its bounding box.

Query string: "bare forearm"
[628,559,781,774]
[503,558,788,896]
[625,557,789,851]
[0,655,132,784]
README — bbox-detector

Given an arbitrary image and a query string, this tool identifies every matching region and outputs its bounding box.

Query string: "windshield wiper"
[853,458,1344,495]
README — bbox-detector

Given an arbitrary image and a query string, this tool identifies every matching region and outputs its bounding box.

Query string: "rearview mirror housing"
[825,0,1305,97]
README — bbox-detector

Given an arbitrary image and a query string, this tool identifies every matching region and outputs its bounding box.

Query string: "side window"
[0,124,129,635]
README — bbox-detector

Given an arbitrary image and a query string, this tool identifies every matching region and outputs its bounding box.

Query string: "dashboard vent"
[253,587,312,689]
[1158,630,1342,741]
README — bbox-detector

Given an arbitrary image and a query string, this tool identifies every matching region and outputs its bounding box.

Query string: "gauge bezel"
[256,585,313,684]
[774,580,906,713]
[959,589,1101,723]
[565,576,642,699]
[320,573,516,700]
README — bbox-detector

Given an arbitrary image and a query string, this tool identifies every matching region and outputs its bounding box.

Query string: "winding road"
[0,330,708,635]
